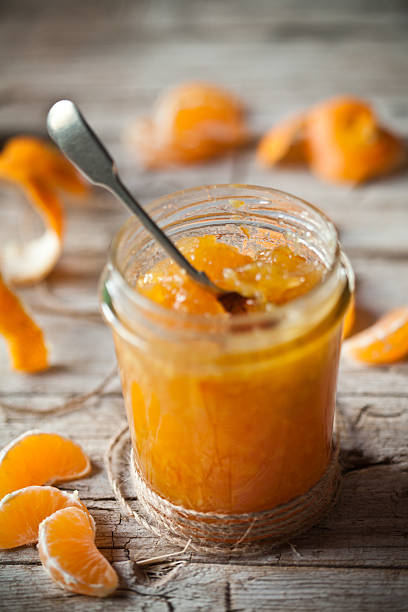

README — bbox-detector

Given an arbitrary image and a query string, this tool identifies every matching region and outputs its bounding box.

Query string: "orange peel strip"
[0,430,91,499]
[0,486,90,549]
[0,176,63,285]
[0,137,85,285]
[0,137,89,371]
[0,136,87,195]
[305,97,404,184]
[38,506,118,598]
[343,306,408,364]
[257,114,307,166]
[0,274,48,373]
[129,81,248,167]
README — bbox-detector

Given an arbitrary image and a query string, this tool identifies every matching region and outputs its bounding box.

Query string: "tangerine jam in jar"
[100,185,353,545]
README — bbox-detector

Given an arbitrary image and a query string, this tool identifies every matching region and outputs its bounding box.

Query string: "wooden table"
[1,1,407,610]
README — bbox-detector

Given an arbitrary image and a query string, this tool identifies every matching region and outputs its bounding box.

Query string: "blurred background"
[0,0,407,324]
[1,0,407,201]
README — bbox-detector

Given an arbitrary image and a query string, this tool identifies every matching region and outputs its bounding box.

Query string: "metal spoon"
[46,100,248,315]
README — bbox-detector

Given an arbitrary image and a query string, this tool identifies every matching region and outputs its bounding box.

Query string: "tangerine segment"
[0,486,89,549]
[0,275,48,373]
[0,431,91,499]
[343,307,408,364]
[257,114,307,166]
[38,506,118,598]
[305,97,404,183]
[130,82,248,167]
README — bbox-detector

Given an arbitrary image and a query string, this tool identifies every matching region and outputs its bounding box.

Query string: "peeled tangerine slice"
[0,486,89,549]
[343,307,408,365]
[0,274,48,373]
[38,506,118,598]
[0,431,91,499]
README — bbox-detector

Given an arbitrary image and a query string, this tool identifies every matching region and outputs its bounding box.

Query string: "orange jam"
[112,232,345,514]
[137,235,324,314]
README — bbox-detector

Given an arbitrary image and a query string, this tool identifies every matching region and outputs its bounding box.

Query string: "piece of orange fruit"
[0,431,91,499]
[0,137,90,371]
[0,137,89,286]
[0,486,88,549]
[342,295,355,339]
[343,307,408,364]
[130,82,248,167]
[38,506,118,598]
[0,139,83,372]
[0,136,87,196]
[257,114,307,166]
[0,176,64,286]
[0,273,48,373]
[257,97,405,184]
[0,141,65,286]
[305,97,404,184]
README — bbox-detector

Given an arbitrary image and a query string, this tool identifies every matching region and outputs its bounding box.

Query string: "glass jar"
[100,185,353,526]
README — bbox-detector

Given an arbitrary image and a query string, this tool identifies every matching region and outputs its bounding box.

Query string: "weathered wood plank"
[1,562,408,612]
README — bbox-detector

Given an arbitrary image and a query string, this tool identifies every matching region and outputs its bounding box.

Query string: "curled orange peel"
[257,114,307,166]
[258,97,404,184]
[129,82,248,167]
[0,137,87,195]
[0,137,87,372]
[343,306,408,365]
[0,274,48,373]
[0,176,63,286]
[0,137,87,285]
[305,97,404,184]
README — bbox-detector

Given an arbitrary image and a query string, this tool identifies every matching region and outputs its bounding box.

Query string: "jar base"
[106,425,342,555]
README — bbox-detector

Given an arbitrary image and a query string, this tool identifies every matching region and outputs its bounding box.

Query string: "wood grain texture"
[2,563,408,612]
[0,0,408,610]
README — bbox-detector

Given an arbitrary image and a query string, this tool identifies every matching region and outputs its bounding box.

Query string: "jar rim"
[101,184,353,340]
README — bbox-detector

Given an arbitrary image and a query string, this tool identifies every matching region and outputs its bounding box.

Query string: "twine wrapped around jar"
[106,425,341,555]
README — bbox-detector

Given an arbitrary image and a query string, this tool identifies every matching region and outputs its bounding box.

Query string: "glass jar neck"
[100,185,354,353]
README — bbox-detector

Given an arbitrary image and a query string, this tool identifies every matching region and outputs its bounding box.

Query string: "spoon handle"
[47,100,219,293]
